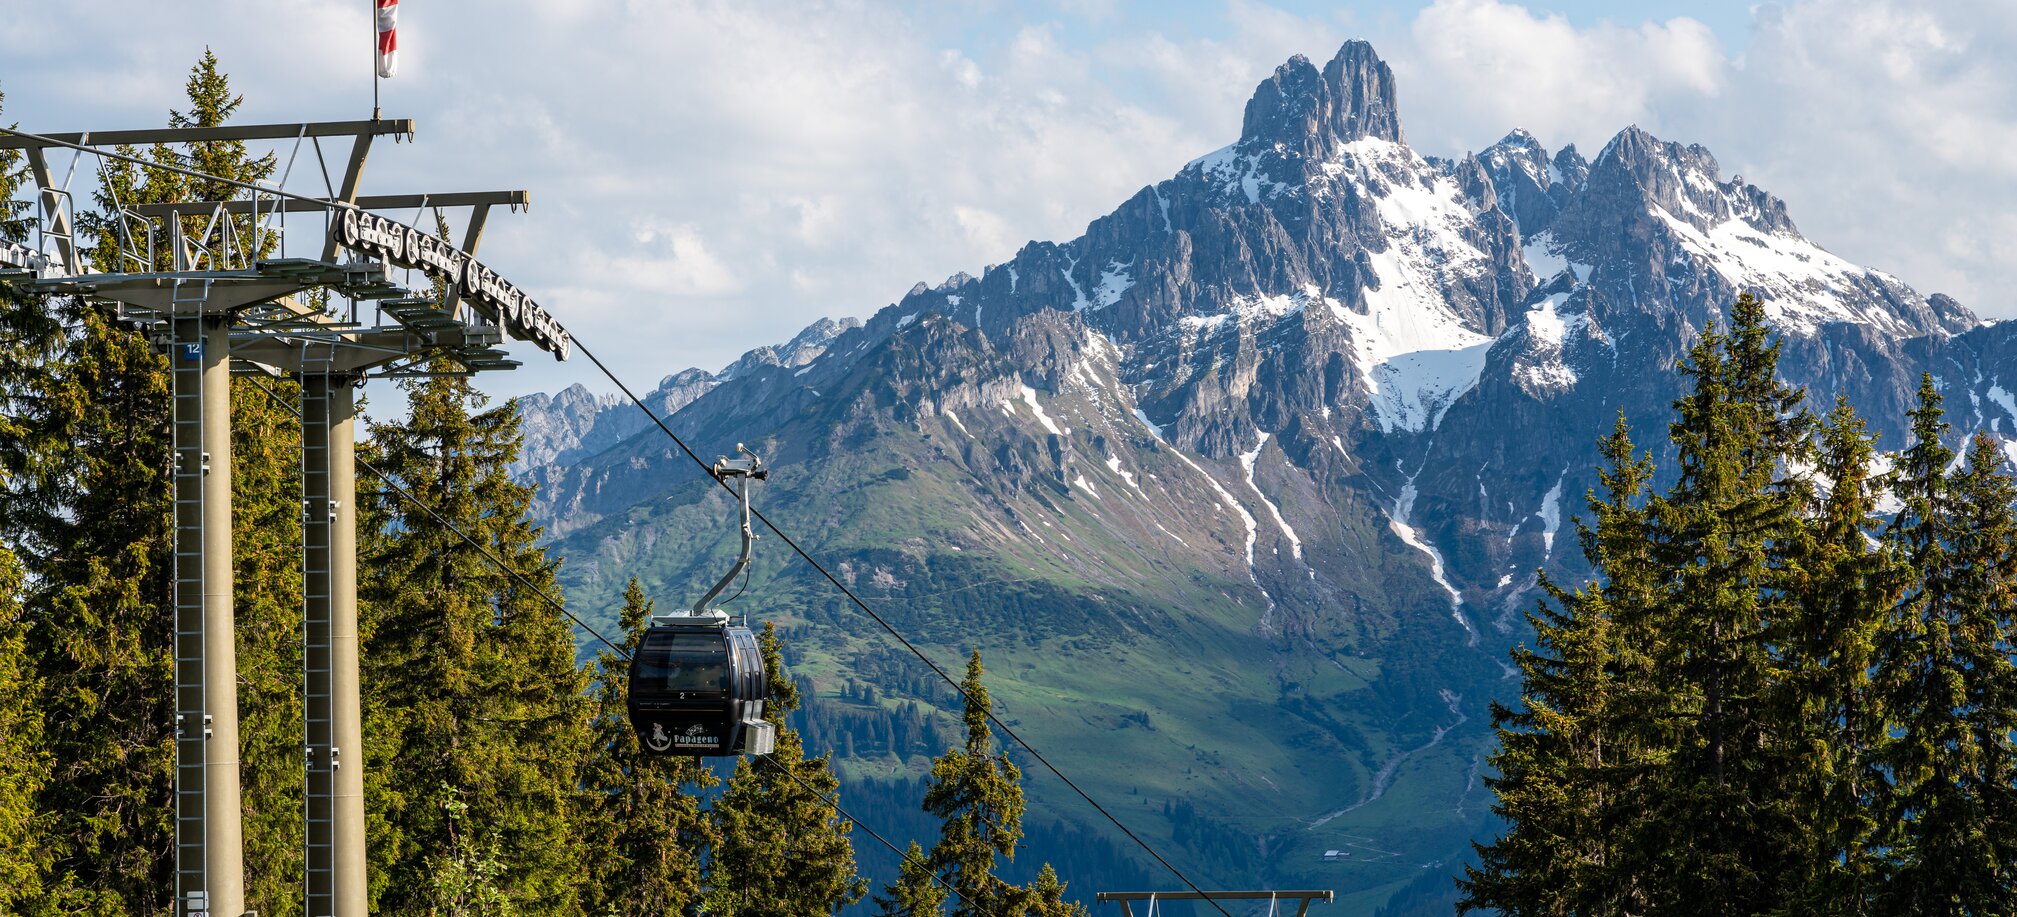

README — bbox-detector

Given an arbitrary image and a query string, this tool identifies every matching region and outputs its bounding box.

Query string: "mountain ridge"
[514,39,2017,915]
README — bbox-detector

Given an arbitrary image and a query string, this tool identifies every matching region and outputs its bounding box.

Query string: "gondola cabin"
[625,446,775,758]
[628,610,774,757]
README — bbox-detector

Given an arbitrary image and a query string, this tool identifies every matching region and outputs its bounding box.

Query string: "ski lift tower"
[0,118,566,917]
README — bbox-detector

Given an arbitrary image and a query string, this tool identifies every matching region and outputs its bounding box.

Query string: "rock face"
[512,316,857,476]
[517,39,2017,911]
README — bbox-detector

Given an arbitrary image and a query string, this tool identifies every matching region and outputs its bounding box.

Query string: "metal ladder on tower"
[301,347,338,917]
[169,276,214,917]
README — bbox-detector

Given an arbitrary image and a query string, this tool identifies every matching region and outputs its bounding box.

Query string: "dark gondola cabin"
[626,446,775,757]
[629,611,773,756]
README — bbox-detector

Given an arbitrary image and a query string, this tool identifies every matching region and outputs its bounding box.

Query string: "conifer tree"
[1636,296,1810,913]
[877,841,948,917]
[1022,864,1088,917]
[1776,397,1897,914]
[1462,415,1658,915]
[0,54,298,913]
[709,621,867,917]
[359,372,591,914]
[922,650,1026,917]
[1943,432,2017,903]
[0,544,51,911]
[8,115,180,915]
[172,49,275,229]
[576,579,715,916]
[1877,381,2017,912]
[153,51,305,914]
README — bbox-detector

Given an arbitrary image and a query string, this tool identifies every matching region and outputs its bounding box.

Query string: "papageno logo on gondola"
[644,721,719,752]
[334,208,572,361]
[675,724,719,748]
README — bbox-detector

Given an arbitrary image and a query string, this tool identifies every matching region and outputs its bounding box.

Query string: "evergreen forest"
[0,57,1100,916]
[1464,295,2017,914]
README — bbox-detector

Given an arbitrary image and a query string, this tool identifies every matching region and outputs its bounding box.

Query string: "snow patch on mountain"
[1132,408,1166,442]
[1986,382,2017,423]
[1017,384,1068,436]
[1062,254,1090,311]
[1106,453,1141,492]
[1170,448,1261,569]
[1513,293,1583,392]
[1191,144,1292,204]
[1239,433,1303,561]
[1521,231,1586,283]
[1389,468,1473,640]
[1539,470,1566,554]
[1319,138,1500,432]
[1095,261,1134,308]
[1334,284,1494,432]
[1651,206,1923,337]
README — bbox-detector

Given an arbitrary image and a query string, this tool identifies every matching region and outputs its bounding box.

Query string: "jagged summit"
[513,38,2017,902]
[1478,129,1584,235]
[1585,125,1796,236]
[1239,40,1402,153]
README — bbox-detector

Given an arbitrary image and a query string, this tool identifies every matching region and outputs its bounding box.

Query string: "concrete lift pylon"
[5,118,533,917]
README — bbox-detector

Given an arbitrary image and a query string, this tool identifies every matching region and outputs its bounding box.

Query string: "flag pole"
[371,0,380,120]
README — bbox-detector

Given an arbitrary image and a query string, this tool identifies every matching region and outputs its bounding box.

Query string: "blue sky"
[4,1,2013,403]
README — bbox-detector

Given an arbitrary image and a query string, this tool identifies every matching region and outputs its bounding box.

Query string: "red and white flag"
[375,0,398,78]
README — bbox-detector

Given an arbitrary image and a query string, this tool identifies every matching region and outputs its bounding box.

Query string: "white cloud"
[1711,0,2017,311]
[1389,0,1727,154]
[4,0,2016,398]
[605,220,741,296]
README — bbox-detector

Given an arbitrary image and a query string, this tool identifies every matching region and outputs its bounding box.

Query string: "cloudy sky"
[4,0,2014,402]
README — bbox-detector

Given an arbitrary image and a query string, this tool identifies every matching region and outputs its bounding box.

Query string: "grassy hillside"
[550,390,1510,914]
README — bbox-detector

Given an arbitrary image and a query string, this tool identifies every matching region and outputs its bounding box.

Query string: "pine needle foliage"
[359,371,592,915]
[1469,299,2017,914]
[709,621,867,917]
[577,579,716,916]
[923,651,1027,917]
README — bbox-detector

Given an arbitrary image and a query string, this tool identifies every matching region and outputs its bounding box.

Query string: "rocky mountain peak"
[1585,125,1797,237]
[1239,40,1402,154]
[1479,128,1570,235]
[718,316,861,380]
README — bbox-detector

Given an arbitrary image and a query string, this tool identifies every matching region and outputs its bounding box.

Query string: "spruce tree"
[0,74,180,915]
[157,52,304,914]
[1462,415,1658,915]
[709,621,867,917]
[359,373,591,914]
[1944,432,2017,906]
[1636,297,1810,913]
[15,185,176,917]
[576,579,715,916]
[1776,397,1898,914]
[0,544,51,910]
[922,650,1025,917]
[0,54,297,913]
[1022,864,1088,917]
[1877,383,2017,913]
[877,841,948,917]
